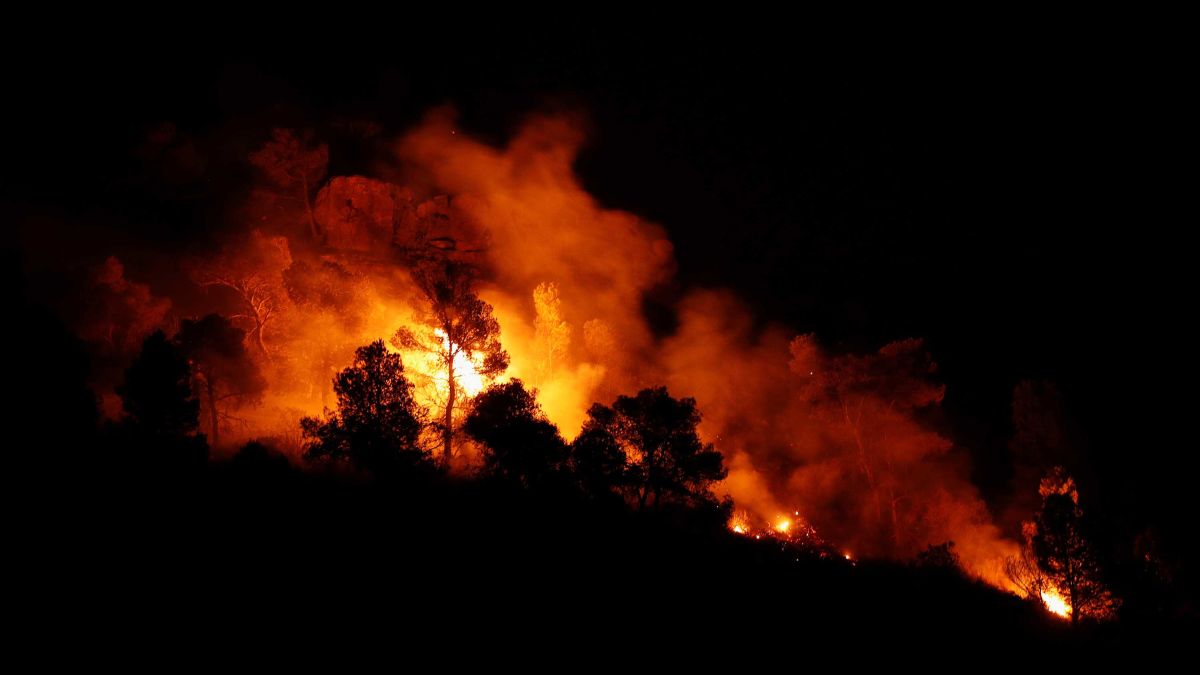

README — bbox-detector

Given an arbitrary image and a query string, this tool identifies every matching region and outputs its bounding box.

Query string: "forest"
[5,23,1195,657]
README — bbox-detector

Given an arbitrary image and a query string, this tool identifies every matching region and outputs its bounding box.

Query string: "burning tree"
[175,314,267,448]
[1004,521,1050,604]
[1030,467,1118,624]
[579,387,727,511]
[533,282,571,385]
[390,261,509,468]
[1007,467,1118,623]
[249,129,329,243]
[301,340,430,478]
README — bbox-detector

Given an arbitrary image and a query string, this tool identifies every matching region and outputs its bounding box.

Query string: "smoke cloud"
[50,107,1018,584]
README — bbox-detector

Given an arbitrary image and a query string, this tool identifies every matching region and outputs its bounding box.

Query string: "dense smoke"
[55,107,1018,584]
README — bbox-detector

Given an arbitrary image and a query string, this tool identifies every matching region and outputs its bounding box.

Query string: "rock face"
[314,176,412,253]
[315,176,487,261]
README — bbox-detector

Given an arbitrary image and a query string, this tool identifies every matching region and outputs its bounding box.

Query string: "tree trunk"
[889,487,902,550]
[255,319,270,361]
[302,175,321,244]
[443,352,456,469]
[1068,563,1080,627]
[843,399,888,538]
[206,377,219,448]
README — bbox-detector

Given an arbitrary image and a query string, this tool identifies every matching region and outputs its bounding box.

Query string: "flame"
[729,511,750,535]
[430,328,486,398]
[1040,589,1071,619]
[69,112,1038,599]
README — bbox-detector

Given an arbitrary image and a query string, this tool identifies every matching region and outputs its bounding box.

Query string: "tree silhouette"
[569,411,630,503]
[249,128,329,243]
[116,330,207,467]
[228,440,295,490]
[464,379,568,488]
[175,314,267,448]
[915,541,961,571]
[1004,522,1050,604]
[301,340,430,478]
[118,330,200,438]
[580,387,726,510]
[391,260,508,468]
[1030,467,1118,624]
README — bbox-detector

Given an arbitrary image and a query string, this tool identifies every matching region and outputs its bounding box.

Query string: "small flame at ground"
[1040,589,1071,619]
[729,511,750,535]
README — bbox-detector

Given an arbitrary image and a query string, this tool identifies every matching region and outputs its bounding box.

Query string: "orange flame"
[429,328,486,398]
[729,511,750,535]
[1040,589,1071,619]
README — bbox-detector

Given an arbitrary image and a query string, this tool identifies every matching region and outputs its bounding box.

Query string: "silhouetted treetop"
[1031,467,1118,624]
[301,340,430,478]
[391,259,508,468]
[570,418,630,503]
[118,330,199,437]
[581,386,727,510]
[175,314,267,448]
[465,379,567,488]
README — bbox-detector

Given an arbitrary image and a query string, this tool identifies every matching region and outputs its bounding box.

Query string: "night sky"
[5,22,1192,557]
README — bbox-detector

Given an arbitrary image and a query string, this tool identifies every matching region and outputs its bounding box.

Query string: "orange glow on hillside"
[1040,589,1071,619]
[73,110,1039,602]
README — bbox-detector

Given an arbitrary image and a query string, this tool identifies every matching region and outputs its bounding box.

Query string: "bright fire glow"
[432,328,485,397]
[774,517,791,534]
[729,511,750,535]
[1040,589,1071,619]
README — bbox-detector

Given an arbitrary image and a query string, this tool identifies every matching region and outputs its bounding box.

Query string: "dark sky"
[5,22,1192,540]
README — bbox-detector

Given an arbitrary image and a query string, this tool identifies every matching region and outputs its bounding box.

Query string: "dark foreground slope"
[5,280,1192,662]
[10,453,1190,663]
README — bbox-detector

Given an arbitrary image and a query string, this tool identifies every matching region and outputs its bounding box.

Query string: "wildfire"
[432,328,486,397]
[1040,589,1071,619]
[727,508,847,562]
[729,511,750,534]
